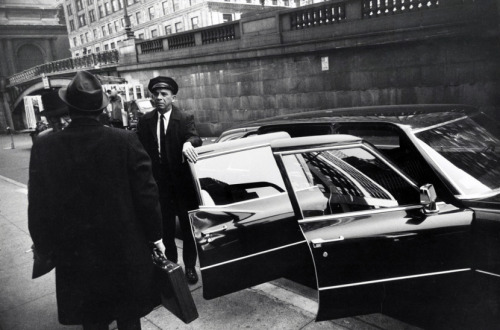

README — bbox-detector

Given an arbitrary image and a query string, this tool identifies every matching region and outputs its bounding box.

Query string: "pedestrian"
[28,71,165,330]
[109,88,124,128]
[137,76,201,284]
[38,90,69,137]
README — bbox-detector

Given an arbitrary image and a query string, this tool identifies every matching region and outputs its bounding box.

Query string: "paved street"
[0,133,419,330]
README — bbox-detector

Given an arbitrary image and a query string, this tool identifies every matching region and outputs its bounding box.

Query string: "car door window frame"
[274,142,421,222]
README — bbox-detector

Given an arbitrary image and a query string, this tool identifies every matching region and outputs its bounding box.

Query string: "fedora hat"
[148,76,178,95]
[58,71,109,111]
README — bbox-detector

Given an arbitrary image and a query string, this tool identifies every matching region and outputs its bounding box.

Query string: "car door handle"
[311,236,344,248]
[382,233,417,239]
[201,225,228,237]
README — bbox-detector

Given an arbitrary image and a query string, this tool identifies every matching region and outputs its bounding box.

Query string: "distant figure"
[28,71,165,330]
[38,90,69,137]
[109,88,124,128]
[137,76,201,284]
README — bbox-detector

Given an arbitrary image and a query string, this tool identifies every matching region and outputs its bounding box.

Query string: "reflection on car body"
[188,131,480,321]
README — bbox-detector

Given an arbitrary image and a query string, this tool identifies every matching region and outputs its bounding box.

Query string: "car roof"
[197,132,362,157]
[235,104,478,131]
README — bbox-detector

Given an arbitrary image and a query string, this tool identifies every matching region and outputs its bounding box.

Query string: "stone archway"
[16,43,45,72]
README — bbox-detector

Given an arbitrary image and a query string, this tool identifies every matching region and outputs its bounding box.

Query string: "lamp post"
[123,0,134,39]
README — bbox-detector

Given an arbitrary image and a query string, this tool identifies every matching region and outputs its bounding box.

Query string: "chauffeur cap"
[58,71,109,112]
[148,76,179,95]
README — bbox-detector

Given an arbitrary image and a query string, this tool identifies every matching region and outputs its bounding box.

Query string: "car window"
[414,115,500,196]
[281,147,419,218]
[194,146,287,206]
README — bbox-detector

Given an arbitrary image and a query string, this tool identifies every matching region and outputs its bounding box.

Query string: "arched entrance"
[16,44,45,72]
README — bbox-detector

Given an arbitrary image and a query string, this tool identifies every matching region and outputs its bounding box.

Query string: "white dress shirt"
[156,109,172,158]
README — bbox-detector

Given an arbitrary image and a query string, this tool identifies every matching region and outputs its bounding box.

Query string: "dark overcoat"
[28,118,162,325]
[136,105,202,208]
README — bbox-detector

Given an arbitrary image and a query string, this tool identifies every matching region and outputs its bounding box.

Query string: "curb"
[0,174,27,189]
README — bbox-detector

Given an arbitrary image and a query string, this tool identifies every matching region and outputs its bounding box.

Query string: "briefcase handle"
[152,248,181,272]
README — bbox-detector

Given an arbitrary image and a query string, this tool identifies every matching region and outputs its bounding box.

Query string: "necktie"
[160,114,167,163]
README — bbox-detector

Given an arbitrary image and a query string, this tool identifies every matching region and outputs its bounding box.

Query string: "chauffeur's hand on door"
[182,142,198,163]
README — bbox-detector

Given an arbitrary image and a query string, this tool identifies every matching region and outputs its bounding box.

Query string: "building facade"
[63,0,321,57]
[0,0,71,132]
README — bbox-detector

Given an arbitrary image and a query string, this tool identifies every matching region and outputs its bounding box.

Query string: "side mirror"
[420,184,439,214]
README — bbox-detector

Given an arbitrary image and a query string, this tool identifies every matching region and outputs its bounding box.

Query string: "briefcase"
[152,251,199,324]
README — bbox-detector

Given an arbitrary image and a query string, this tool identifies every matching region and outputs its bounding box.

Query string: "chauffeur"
[28,71,166,330]
[137,76,202,284]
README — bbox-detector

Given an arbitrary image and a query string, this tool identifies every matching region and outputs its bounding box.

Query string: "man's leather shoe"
[185,267,198,284]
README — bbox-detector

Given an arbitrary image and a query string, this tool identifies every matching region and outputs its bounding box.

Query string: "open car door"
[274,138,474,321]
[189,137,311,299]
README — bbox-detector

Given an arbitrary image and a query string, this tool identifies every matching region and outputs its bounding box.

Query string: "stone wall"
[123,35,500,136]
[119,0,500,135]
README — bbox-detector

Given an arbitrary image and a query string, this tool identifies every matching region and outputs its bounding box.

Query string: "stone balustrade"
[7,50,119,86]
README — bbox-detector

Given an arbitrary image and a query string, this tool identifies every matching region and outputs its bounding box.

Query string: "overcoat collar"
[66,117,103,129]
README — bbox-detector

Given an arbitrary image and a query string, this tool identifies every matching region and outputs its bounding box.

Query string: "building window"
[173,0,180,11]
[105,2,111,15]
[93,28,98,39]
[67,4,73,16]
[78,14,87,27]
[76,0,84,11]
[165,25,172,34]
[88,0,94,5]
[69,19,75,31]
[75,52,80,57]
[102,25,107,36]
[95,46,100,52]
[112,0,119,12]
[108,23,113,35]
[98,5,105,18]
[85,32,89,42]
[80,34,85,44]
[135,11,142,24]
[104,44,109,50]
[114,20,120,32]
[138,33,144,39]
[191,16,199,29]
[162,1,169,15]
[151,29,158,38]
[111,42,116,49]
[222,14,232,22]
[247,0,252,3]
[175,22,183,32]
[283,0,289,5]
[73,37,78,47]
[272,0,277,5]
[121,18,125,27]
[89,9,96,22]
[148,7,155,20]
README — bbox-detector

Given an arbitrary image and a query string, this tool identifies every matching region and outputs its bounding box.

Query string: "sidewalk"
[0,133,417,330]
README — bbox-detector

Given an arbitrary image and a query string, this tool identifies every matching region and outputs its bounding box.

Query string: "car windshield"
[414,114,500,197]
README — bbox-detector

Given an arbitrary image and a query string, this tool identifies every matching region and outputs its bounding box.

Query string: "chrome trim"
[311,236,344,248]
[298,205,422,224]
[275,144,362,156]
[475,269,500,278]
[455,189,500,201]
[200,240,308,271]
[318,268,471,291]
[412,116,468,134]
[198,143,272,160]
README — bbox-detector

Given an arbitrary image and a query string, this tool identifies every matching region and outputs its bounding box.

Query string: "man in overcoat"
[28,71,165,330]
[137,76,202,284]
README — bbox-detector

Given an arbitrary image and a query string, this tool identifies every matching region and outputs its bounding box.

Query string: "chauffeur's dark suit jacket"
[137,105,202,266]
[28,117,162,325]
